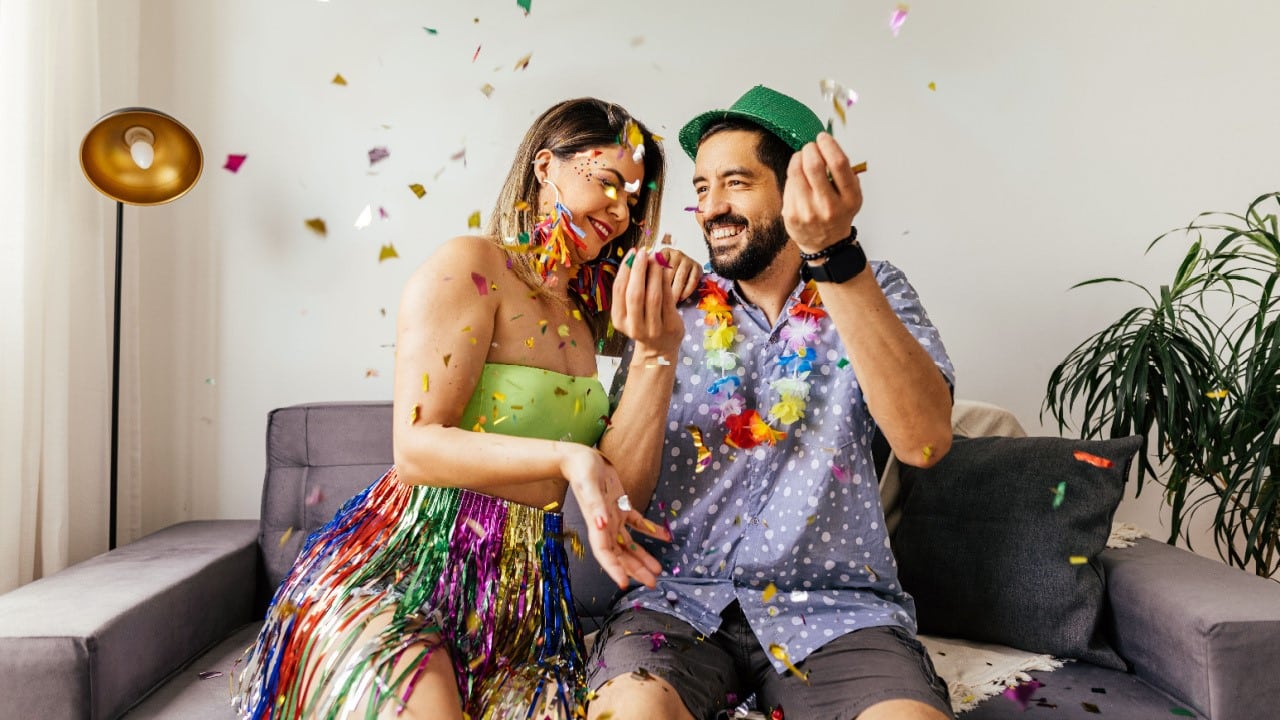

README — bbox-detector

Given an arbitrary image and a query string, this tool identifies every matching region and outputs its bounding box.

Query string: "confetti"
[466,611,482,634]
[687,425,713,473]
[223,154,247,172]
[832,464,850,484]
[513,52,532,70]
[922,444,934,462]
[480,83,495,98]
[819,78,859,125]
[647,631,667,651]
[368,146,390,166]
[423,27,438,35]
[863,564,879,582]
[525,337,535,348]
[890,3,910,36]
[331,73,347,86]
[1205,388,1228,399]
[542,501,559,512]
[278,526,294,547]
[197,670,223,680]
[378,244,398,262]
[355,205,373,230]
[472,45,481,62]
[408,404,419,425]
[683,206,699,213]
[409,183,426,198]
[836,358,850,369]
[1170,709,1195,717]
[471,272,489,296]
[768,644,809,684]
[443,354,452,367]
[468,210,482,229]
[304,218,327,236]
[517,0,531,14]
[557,324,570,337]
[305,487,324,505]
[928,81,937,91]
[1073,450,1114,469]
[762,582,778,602]
[850,161,868,175]
[422,373,430,392]
[364,368,380,378]
[1051,480,1067,509]
[1001,680,1042,710]
[1070,555,1089,565]
[1082,702,1101,714]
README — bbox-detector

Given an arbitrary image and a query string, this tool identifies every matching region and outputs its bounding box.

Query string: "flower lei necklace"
[697,278,827,449]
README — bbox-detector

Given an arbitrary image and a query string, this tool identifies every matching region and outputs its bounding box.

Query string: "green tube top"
[457,363,610,446]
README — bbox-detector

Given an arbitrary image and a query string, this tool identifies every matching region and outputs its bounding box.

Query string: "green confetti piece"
[1170,710,1194,718]
[516,0,531,14]
[836,358,850,369]
[1052,480,1067,509]
[423,27,438,35]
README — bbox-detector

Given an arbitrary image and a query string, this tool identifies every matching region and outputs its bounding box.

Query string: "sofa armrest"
[1101,538,1280,720]
[0,520,260,720]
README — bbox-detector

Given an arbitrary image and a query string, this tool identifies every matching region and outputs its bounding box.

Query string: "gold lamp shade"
[80,107,203,206]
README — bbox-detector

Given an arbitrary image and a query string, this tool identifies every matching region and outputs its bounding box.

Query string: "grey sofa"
[2,401,1278,720]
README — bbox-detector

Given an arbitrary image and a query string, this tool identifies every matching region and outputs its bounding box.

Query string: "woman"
[233,98,699,719]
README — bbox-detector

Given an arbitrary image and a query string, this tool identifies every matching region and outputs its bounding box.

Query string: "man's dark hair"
[698,118,793,191]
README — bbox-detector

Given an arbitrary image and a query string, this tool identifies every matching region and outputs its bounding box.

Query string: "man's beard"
[704,213,789,281]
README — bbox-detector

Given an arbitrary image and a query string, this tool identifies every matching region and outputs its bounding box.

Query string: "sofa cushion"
[894,435,1141,670]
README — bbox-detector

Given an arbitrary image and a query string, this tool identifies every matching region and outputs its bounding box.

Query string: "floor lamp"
[80,108,203,550]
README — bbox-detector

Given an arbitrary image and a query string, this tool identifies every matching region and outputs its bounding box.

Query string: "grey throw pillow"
[894,435,1142,670]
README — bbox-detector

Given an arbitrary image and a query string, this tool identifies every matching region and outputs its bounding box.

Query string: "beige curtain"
[0,0,141,593]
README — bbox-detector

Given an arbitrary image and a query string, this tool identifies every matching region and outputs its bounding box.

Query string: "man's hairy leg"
[587,673,695,720]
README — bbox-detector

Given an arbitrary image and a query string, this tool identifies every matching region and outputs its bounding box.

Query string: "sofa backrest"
[260,402,620,629]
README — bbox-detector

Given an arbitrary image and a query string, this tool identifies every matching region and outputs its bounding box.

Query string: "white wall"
[123,0,1280,556]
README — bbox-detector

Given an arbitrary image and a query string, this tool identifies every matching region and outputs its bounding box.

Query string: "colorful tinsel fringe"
[233,471,587,719]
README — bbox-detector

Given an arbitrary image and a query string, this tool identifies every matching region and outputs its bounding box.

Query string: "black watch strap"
[801,238,867,284]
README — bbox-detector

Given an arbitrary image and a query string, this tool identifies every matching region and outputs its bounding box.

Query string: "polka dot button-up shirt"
[610,261,955,673]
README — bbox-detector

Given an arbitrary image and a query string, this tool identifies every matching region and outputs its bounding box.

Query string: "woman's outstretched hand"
[561,444,669,590]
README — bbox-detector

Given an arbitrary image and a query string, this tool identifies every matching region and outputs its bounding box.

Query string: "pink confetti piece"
[1001,680,1042,710]
[890,4,910,37]
[472,45,481,62]
[305,487,324,505]
[832,464,850,484]
[368,146,390,166]
[471,272,489,296]
[683,206,699,213]
[647,631,667,651]
[223,154,247,172]
[378,207,389,219]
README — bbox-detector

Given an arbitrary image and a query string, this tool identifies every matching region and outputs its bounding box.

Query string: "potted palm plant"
[1044,192,1280,579]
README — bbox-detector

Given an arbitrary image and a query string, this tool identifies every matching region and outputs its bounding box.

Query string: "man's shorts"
[588,601,954,720]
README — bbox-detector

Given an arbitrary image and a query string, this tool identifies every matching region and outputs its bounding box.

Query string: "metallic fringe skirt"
[232,469,588,719]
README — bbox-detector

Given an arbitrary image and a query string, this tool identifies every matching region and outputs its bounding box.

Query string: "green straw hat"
[678,85,825,160]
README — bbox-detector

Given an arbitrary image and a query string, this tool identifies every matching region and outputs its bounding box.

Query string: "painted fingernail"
[595,516,607,530]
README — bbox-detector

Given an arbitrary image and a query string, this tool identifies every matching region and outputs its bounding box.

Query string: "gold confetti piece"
[762,582,778,602]
[461,325,472,332]
[573,397,584,415]
[525,337,535,348]
[468,210,482,229]
[443,354,452,367]
[554,386,568,396]
[513,200,529,211]
[492,391,506,402]
[1206,389,1228,399]
[572,310,582,321]
[538,319,549,333]
[625,120,644,150]
[378,244,399,262]
[928,81,937,91]
[364,368,380,378]
[422,373,430,392]
[557,324,570,337]
[687,425,713,473]
[543,501,560,512]
[603,184,618,200]
[466,611,482,634]
[1069,555,1089,565]
[304,218,327,236]
[408,404,420,425]
[409,183,426,198]
[278,526,294,547]
[513,52,531,71]
[850,161,868,175]
[479,83,495,98]
[864,564,879,583]
[922,444,934,462]
[768,644,810,684]
[832,95,846,125]
[331,73,347,86]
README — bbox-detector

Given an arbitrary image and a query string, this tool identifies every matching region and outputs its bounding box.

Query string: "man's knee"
[587,673,695,720]
[858,698,952,720]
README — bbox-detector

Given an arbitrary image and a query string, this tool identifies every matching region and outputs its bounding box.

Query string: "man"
[593,85,956,720]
